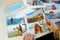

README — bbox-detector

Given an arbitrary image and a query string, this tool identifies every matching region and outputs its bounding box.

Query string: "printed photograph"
[5,0,25,13]
[27,0,44,6]
[26,10,44,23]
[43,4,60,19]
[42,2,60,29]
[26,10,50,34]
[41,0,60,3]
[27,0,60,5]
[7,15,27,38]
[27,21,50,34]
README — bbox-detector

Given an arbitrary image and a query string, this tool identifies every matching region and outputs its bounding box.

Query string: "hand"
[23,34,35,40]
[44,18,57,32]
[45,18,60,40]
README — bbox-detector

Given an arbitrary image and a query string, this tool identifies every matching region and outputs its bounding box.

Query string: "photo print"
[40,0,60,3]
[5,0,25,13]
[26,10,50,34]
[27,0,60,6]
[27,0,44,6]
[7,15,27,38]
[43,3,60,19]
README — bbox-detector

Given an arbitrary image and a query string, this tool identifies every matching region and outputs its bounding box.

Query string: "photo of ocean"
[7,17,24,26]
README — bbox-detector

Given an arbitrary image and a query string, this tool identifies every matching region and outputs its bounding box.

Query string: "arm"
[45,18,60,40]
[45,18,57,32]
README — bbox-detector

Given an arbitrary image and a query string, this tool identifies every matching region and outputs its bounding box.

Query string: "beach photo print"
[5,0,25,13]
[7,15,27,38]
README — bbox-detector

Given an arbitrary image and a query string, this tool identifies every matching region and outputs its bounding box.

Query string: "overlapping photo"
[5,0,25,13]
[5,0,60,38]
[7,15,27,38]
[43,1,60,19]
[26,10,50,34]
[42,1,60,28]
[27,0,44,6]
[27,0,60,7]
[41,0,60,3]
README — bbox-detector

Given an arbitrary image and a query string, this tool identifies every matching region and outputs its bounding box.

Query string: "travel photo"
[26,10,50,34]
[7,15,27,38]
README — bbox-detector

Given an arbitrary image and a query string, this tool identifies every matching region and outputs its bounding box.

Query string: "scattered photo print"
[7,16,25,25]
[43,3,60,19]
[40,0,60,3]
[27,21,50,34]
[34,22,50,34]
[26,10,50,34]
[5,0,25,13]
[27,0,60,6]
[7,15,27,38]
[26,10,44,23]
[27,0,44,6]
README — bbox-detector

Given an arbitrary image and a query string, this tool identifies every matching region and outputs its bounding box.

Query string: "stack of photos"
[7,15,27,38]
[26,9,50,34]
[6,0,60,38]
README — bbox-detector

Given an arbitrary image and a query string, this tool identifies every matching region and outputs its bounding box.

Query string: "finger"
[23,34,29,40]
[44,23,56,32]
[23,35,27,40]
[30,35,35,40]
[45,18,52,23]
[45,18,55,27]
[25,34,32,40]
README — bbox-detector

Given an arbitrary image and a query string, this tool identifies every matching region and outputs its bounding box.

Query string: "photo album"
[5,0,60,39]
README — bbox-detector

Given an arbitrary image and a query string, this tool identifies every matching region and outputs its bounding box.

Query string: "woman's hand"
[23,34,35,40]
[45,18,60,40]
[44,18,57,32]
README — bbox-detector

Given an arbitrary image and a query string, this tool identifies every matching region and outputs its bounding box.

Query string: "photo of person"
[46,11,57,19]
[43,4,60,19]
[26,11,44,23]
[35,23,43,34]
[3,0,60,40]
[7,15,27,38]
[27,0,60,6]
[10,17,14,24]
[52,5,56,10]
[26,10,50,34]
[23,18,60,40]
[27,0,44,6]
[18,25,22,36]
